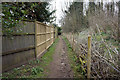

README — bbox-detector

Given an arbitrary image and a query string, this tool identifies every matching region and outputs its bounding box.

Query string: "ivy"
[2,2,56,36]
[2,2,27,36]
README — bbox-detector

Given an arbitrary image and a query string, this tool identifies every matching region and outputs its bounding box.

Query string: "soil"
[47,36,73,78]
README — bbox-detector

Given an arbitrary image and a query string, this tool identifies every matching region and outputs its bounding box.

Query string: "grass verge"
[1,38,59,78]
[62,36,85,78]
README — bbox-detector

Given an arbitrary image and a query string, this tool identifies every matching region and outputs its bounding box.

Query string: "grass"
[1,38,59,79]
[62,36,86,78]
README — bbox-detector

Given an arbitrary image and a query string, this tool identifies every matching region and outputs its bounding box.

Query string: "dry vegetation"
[62,1,120,78]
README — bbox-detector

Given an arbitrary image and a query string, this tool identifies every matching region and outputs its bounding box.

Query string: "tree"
[118,1,120,52]
[2,2,56,35]
[88,2,96,15]
[24,2,56,23]
[62,2,86,33]
[2,2,27,35]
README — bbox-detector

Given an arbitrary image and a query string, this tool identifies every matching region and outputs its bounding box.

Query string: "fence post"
[35,20,37,58]
[87,35,91,78]
[45,25,47,49]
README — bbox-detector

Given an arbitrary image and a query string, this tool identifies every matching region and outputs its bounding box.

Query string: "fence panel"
[2,20,57,72]
[2,21,35,71]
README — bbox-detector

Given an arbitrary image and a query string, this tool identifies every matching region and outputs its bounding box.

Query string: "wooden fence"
[2,20,57,72]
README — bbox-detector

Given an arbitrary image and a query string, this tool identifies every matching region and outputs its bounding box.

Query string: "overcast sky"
[49,0,73,26]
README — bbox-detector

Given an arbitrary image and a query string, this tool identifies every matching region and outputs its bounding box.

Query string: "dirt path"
[47,36,73,78]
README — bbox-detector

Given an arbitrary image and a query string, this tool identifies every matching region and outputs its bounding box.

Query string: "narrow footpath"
[47,36,73,78]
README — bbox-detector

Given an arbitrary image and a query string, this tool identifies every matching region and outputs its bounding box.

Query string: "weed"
[31,67,44,75]
[35,59,40,64]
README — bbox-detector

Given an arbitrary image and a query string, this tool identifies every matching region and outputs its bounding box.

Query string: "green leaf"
[21,10,25,13]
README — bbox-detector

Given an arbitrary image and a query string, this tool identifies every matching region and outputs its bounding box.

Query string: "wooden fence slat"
[2,46,35,56]
[35,20,37,58]
[3,33,35,36]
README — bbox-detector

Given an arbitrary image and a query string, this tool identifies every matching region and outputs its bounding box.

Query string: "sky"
[49,0,73,26]
[49,0,119,27]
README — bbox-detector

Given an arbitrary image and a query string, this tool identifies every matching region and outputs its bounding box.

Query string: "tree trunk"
[118,1,120,68]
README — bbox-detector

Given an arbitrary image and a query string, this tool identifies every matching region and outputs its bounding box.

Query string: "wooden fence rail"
[2,20,57,72]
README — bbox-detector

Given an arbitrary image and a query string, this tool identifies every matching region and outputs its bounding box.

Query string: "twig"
[93,51,120,73]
